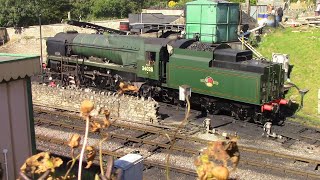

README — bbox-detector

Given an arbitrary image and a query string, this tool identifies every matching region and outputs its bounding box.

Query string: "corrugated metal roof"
[0,53,40,83]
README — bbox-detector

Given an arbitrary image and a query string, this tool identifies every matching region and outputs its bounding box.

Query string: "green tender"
[166,48,284,105]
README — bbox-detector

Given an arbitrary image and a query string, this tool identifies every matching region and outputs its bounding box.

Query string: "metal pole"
[246,0,250,15]
[3,149,8,180]
[242,34,244,50]
[140,13,143,34]
[39,14,43,73]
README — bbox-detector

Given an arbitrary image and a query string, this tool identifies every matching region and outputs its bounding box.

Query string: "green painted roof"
[0,53,39,64]
[0,53,40,82]
[186,0,233,5]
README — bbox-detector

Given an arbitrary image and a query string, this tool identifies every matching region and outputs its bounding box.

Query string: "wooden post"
[246,0,250,15]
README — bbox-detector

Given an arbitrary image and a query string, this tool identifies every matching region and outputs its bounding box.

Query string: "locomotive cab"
[136,38,171,82]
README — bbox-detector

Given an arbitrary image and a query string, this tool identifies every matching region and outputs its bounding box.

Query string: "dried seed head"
[80,100,94,117]
[68,134,81,149]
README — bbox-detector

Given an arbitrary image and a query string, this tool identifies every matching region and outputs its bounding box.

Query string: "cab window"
[145,51,156,65]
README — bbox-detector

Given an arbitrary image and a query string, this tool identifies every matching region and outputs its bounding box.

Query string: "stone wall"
[284,2,316,19]
[32,83,159,124]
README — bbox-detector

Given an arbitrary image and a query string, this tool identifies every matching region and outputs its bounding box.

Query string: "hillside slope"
[257,27,320,123]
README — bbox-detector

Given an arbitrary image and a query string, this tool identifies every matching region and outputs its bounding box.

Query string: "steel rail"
[34,107,320,166]
[36,135,197,176]
[34,116,320,179]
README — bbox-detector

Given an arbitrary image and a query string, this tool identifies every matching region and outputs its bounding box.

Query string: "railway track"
[273,121,320,148]
[36,135,196,176]
[33,105,320,179]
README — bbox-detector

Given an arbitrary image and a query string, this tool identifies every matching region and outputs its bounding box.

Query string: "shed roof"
[186,0,231,5]
[0,53,40,83]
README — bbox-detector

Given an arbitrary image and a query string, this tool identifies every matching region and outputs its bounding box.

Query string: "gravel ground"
[33,101,320,179]
[37,140,304,180]
[238,137,320,161]
[147,151,195,170]
[229,169,303,180]
[143,167,195,180]
[35,118,319,180]
[35,126,123,152]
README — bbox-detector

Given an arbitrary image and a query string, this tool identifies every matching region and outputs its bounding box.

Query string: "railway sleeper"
[307,162,320,171]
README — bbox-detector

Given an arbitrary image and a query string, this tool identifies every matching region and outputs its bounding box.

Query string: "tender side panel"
[167,51,262,105]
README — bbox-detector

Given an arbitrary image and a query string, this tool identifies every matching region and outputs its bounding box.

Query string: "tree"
[92,0,139,18]
[37,0,72,24]
[70,0,94,20]
[0,0,72,27]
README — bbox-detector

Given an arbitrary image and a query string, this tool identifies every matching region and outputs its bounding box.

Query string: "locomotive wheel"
[236,109,252,122]
[161,89,174,103]
[139,84,152,98]
[208,101,220,115]
[253,113,267,124]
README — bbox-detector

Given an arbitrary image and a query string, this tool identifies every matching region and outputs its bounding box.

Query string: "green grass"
[256,27,320,126]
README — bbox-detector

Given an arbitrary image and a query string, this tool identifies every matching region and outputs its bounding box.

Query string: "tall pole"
[246,0,250,15]
[39,13,43,73]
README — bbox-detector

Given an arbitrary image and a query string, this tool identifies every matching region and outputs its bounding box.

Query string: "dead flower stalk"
[166,94,191,180]
[78,100,95,180]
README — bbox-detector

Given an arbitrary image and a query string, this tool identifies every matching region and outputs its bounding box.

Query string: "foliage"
[0,0,37,27]
[168,1,178,8]
[69,0,94,20]
[0,0,257,27]
[195,154,229,180]
[256,27,320,124]
[19,99,117,179]
[91,0,138,19]
[0,0,71,27]
[20,152,63,179]
[194,136,240,180]
[175,0,193,8]
[0,0,196,26]
[38,0,72,24]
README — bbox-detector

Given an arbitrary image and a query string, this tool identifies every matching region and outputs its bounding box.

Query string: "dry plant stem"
[99,174,107,180]
[105,156,114,179]
[78,116,90,180]
[99,137,109,176]
[64,154,80,179]
[38,170,50,180]
[71,148,74,159]
[166,95,191,180]
[19,172,31,180]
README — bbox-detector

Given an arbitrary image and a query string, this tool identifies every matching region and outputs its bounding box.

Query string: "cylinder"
[119,22,130,31]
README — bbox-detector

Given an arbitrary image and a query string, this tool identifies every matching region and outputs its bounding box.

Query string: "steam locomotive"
[45,31,289,124]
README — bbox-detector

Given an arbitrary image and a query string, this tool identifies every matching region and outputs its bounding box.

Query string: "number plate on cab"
[142,66,154,72]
